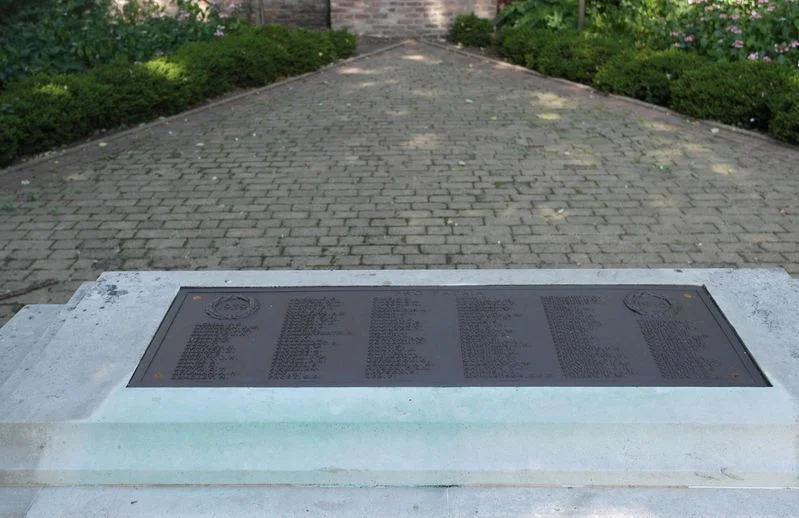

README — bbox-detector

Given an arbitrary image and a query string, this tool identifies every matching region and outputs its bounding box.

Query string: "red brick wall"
[331,0,496,37]
[253,0,330,29]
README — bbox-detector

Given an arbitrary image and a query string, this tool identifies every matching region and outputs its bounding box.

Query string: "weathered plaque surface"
[129,285,768,387]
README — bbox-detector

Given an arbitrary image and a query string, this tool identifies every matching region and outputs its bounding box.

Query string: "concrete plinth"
[1,269,797,515]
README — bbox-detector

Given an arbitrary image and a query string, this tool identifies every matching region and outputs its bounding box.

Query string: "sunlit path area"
[1,41,798,324]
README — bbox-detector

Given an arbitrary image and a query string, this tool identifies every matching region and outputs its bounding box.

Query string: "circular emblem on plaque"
[623,292,680,318]
[205,295,260,320]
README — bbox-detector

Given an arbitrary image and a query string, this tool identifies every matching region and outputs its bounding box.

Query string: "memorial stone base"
[1,269,797,516]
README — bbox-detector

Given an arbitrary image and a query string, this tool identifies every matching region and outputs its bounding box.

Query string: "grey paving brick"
[1,41,798,324]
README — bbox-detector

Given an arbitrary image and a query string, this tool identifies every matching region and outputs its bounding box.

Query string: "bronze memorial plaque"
[128,285,768,387]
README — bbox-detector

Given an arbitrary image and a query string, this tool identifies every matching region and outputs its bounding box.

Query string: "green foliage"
[495,0,578,31]
[449,13,494,47]
[89,57,199,124]
[671,60,792,130]
[495,0,675,42]
[0,0,246,89]
[587,0,676,44]
[0,25,357,167]
[1,72,113,156]
[533,31,629,84]
[656,0,799,65]
[767,74,799,144]
[0,113,21,166]
[330,28,358,58]
[594,49,709,105]
[769,93,799,144]
[497,26,552,65]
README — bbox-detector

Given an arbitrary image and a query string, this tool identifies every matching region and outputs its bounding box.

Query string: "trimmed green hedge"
[533,31,629,85]
[594,50,708,107]
[769,91,799,145]
[497,26,553,66]
[493,26,799,146]
[449,13,494,47]
[671,61,792,132]
[0,25,357,167]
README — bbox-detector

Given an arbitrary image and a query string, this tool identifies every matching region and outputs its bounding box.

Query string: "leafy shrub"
[0,0,245,89]
[671,60,792,130]
[594,49,708,105]
[534,31,629,84]
[1,73,112,156]
[496,0,578,31]
[768,74,799,144]
[656,0,799,65]
[449,13,494,47]
[586,0,676,44]
[768,96,799,144]
[769,95,799,144]
[330,28,358,58]
[0,114,22,166]
[496,0,675,43]
[0,25,357,167]
[89,58,199,124]
[498,26,553,65]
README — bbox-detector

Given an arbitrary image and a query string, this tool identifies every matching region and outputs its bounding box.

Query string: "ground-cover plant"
[0,0,245,89]
[449,13,495,46]
[0,25,357,167]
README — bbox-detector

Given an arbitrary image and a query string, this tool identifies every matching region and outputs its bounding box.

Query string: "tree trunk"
[578,0,585,29]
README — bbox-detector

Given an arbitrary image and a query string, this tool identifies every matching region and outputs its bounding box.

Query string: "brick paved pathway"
[1,41,798,323]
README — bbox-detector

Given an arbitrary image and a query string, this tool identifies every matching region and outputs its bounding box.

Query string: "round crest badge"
[623,292,680,318]
[205,295,261,320]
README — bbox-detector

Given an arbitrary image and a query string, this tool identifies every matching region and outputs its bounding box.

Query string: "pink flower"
[685,35,696,42]
[757,0,768,3]
[731,14,740,20]
[767,4,776,10]
[733,40,744,48]
[214,28,225,37]
[792,40,799,48]
[719,13,727,19]
[673,42,682,48]
[727,25,741,34]
[750,11,762,19]
[748,52,759,60]
[762,56,772,62]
